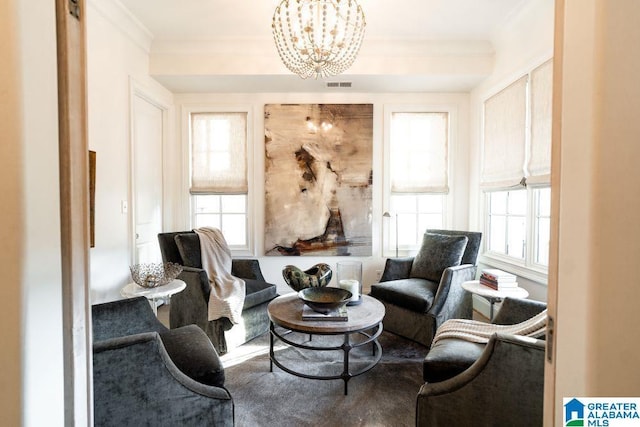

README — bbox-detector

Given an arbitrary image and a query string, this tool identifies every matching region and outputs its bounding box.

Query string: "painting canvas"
[264,104,373,256]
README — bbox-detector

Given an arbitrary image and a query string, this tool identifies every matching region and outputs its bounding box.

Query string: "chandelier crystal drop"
[272,0,366,79]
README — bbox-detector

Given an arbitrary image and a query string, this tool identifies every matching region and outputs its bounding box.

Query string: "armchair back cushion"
[157,231,187,265]
[174,232,203,268]
[410,233,468,282]
[426,229,482,265]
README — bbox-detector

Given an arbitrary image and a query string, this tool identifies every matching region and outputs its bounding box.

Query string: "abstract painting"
[264,104,373,256]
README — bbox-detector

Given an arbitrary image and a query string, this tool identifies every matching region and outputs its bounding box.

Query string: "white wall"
[170,92,470,295]
[87,0,173,303]
[468,0,555,308]
[11,1,65,426]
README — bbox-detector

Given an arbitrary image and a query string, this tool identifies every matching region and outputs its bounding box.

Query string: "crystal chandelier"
[272,0,366,79]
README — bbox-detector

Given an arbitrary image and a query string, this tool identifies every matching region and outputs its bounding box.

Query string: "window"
[391,194,445,249]
[385,110,450,255]
[534,187,551,266]
[481,60,553,278]
[487,189,526,259]
[192,195,247,246]
[486,187,550,269]
[189,110,250,251]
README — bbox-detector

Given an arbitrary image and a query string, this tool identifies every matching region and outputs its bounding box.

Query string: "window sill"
[230,247,254,257]
[479,253,548,285]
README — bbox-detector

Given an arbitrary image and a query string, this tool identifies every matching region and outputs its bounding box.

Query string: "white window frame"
[190,194,248,248]
[482,185,549,283]
[382,105,456,257]
[182,105,255,256]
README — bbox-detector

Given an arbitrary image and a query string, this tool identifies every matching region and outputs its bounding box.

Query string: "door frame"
[56,0,92,424]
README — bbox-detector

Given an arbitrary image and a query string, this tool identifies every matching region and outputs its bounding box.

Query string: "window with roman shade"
[384,110,451,255]
[188,111,250,251]
[481,59,554,281]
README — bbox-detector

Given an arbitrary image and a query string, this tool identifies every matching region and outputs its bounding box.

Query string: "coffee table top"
[268,293,385,334]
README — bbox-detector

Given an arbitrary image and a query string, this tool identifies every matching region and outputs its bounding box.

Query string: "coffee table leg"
[342,333,352,395]
[269,322,274,372]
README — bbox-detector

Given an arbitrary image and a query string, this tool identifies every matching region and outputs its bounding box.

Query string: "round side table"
[461,280,529,320]
[120,279,186,316]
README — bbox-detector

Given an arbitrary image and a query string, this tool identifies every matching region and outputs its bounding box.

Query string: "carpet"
[221,330,428,427]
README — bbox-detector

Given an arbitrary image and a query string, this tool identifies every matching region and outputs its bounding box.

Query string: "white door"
[132,93,164,264]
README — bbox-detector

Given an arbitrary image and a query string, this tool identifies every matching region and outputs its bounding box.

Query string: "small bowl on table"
[298,287,352,314]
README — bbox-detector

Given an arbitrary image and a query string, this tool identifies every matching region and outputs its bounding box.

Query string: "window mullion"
[525,188,535,268]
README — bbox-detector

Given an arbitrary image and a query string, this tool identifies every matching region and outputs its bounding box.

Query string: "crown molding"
[88,0,154,53]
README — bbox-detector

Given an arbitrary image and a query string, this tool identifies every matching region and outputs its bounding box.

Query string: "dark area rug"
[222,330,428,427]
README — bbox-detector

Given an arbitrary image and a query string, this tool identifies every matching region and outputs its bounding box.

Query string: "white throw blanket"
[431,309,548,346]
[194,227,246,324]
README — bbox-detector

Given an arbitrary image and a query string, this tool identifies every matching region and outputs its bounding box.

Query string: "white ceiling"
[117,0,532,92]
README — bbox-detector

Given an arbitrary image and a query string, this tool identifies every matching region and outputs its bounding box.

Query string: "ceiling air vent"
[326,81,352,88]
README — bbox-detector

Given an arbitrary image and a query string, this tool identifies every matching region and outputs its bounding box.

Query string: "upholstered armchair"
[417,298,546,426]
[92,297,233,427]
[370,229,482,347]
[158,231,278,354]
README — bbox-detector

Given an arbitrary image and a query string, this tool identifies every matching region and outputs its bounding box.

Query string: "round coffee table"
[267,293,385,395]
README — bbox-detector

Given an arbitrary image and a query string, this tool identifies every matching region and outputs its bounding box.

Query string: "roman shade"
[527,60,553,185]
[191,112,248,194]
[390,112,449,193]
[481,76,528,189]
[481,60,553,190]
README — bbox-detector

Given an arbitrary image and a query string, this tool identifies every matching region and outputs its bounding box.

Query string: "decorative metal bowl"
[130,262,183,288]
[282,263,333,292]
[298,287,352,314]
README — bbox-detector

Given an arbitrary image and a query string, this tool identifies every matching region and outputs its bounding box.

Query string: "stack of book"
[301,305,348,321]
[479,269,518,290]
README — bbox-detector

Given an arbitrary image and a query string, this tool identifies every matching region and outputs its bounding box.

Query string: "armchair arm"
[417,333,545,427]
[428,264,476,328]
[379,257,415,282]
[94,332,233,427]
[170,267,210,331]
[492,297,547,325]
[231,259,266,281]
[160,324,225,387]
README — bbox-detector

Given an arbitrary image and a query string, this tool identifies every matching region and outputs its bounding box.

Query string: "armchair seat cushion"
[422,338,485,383]
[370,278,439,313]
[244,278,278,309]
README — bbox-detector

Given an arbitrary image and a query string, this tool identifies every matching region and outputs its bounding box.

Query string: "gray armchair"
[92,297,233,427]
[370,229,482,347]
[417,298,546,426]
[158,231,278,354]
